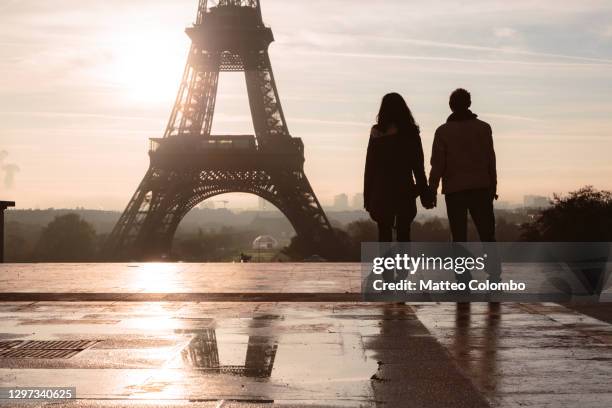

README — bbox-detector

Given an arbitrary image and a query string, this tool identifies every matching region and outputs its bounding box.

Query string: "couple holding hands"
[364,88,498,243]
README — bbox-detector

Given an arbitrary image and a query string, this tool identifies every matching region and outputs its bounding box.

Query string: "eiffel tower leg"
[104,165,187,259]
[267,169,333,245]
[104,168,156,259]
[244,51,289,144]
[132,171,183,258]
[165,50,220,137]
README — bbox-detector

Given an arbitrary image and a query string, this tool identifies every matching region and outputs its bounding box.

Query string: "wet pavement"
[0,263,362,296]
[0,264,611,407]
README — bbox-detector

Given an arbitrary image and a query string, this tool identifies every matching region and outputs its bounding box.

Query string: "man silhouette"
[428,89,497,242]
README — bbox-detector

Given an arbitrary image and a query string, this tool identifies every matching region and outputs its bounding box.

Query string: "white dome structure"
[252,235,279,250]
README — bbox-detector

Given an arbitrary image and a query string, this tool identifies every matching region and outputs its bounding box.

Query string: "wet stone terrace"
[0,263,362,295]
[0,264,610,407]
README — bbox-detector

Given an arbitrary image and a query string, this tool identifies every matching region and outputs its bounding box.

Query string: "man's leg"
[445,192,468,242]
[446,192,473,289]
[468,189,496,242]
[468,189,501,281]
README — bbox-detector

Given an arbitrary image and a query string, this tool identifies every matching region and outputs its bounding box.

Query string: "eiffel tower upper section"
[154,0,297,156]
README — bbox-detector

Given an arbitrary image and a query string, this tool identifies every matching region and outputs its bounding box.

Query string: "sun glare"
[133,263,182,293]
[105,26,188,103]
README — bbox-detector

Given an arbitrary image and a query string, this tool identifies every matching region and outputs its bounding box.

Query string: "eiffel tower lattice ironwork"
[105,0,334,260]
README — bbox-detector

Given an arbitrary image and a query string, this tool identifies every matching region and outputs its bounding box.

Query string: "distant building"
[523,195,550,208]
[333,194,349,210]
[351,193,364,210]
[252,235,279,250]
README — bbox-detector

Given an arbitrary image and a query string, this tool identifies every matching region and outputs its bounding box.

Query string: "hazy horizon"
[1,0,612,211]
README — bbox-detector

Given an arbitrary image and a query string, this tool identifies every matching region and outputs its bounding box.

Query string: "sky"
[1,0,611,210]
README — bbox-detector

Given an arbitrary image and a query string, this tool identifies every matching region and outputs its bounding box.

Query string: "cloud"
[482,113,543,123]
[292,118,369,127]
[494,27,518,38]
[292,50,612,69]
[282,32,612,65]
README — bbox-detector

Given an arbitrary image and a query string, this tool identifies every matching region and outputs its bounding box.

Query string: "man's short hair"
[449,88,471,112]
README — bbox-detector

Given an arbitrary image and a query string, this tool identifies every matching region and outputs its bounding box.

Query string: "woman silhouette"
[364,93,430,242]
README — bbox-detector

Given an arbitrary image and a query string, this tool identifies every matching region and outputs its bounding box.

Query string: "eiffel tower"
[105,0,334,260]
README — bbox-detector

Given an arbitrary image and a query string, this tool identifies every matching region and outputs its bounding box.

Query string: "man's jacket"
[429,111,497,195]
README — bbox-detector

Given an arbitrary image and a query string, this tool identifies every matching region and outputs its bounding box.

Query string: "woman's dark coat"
[364,124,427,222]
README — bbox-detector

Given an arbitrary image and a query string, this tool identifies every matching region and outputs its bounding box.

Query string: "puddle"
[180,330,278,378]
[151,315,380,400]
[1,302,388,402]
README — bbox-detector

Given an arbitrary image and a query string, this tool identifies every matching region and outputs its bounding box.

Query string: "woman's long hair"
[376,93,419,134]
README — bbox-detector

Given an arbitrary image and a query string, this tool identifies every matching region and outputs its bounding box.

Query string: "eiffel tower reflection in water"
[181,328,278,378]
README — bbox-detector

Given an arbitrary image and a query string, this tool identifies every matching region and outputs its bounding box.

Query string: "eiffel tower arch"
[105,0,335,260]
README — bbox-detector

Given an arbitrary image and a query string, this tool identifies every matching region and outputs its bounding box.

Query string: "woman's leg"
[396,200,418,242]
[377,221,393,242]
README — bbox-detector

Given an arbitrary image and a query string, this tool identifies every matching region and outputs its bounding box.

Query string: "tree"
[412,218,450,241]
[5,231,28,262]
[282,228,351,261]
[5,221,35,262]
[34,213,97,261]
[520,186,612,241]
[496,217,522,242]
[346,219,377,243]
[343,219,378,259]
[172,226,253,261]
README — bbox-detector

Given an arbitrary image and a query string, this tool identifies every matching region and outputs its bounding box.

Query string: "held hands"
[491,188,499,201]
[420,187,437,209]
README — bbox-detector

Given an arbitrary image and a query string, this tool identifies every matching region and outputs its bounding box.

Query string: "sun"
[105,25,189,103]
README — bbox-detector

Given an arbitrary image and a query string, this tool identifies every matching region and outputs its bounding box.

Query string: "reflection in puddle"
[175,312,378,395]
[181,329,278,378]
[453,302,501,397]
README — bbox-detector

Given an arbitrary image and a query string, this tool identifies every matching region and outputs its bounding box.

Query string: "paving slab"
[414,302,612,407]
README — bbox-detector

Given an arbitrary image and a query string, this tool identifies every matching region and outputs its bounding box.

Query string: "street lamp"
[0,201,15,263]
